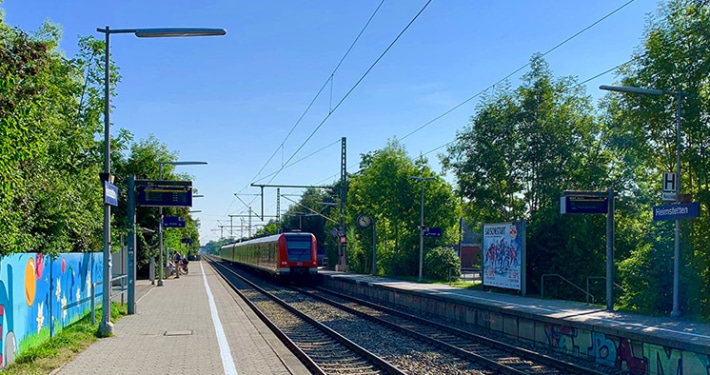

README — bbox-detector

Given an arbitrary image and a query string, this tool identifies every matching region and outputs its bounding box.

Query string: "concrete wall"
[0,253,103,369]
[322,277,710,375]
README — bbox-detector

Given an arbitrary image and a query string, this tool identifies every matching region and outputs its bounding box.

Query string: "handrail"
[91,274,128,325]
[459,268,481,283]
[586,276,626,304]
[541,274,595,305]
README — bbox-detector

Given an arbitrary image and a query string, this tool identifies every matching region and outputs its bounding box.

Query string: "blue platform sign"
[103,181,118,206]
[163,216,186,228]
[181,238,193,244]
[424,227,442,237]
[653,202,700,221]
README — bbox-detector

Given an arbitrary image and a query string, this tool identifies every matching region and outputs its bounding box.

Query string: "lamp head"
[135,28,226,38]
[599,85,665,96]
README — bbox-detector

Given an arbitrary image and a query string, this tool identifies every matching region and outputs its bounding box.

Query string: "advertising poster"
[482,221,525,291]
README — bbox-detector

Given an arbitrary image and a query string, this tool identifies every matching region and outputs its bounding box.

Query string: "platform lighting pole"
[600,84,683,318]
[157,161,207,287]
[410,176,436,282]
[96,26,223,336]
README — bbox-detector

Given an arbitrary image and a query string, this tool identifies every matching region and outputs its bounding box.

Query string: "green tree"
[602,0,710,317]
[202,238,235,256]
[0,12,203,275]
[0,17,116,256]
[349,139,460,277]
[443,55,608,298]
[254,220,280,237]
[425,247,461,281]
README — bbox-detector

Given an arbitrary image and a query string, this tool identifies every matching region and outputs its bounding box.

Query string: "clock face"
[357,214,372,228]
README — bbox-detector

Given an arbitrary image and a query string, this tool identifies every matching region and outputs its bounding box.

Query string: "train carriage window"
[285,236,312,262]
[261,243,268,265]
[257,243,263,265]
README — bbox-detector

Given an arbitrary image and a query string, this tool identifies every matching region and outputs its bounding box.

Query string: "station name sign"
[653,202,700,221]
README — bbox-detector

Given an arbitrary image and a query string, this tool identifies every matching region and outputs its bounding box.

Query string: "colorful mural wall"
[542,322,710,375]
[0,252,103,369]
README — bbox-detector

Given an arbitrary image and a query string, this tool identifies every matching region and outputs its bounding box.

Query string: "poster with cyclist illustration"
[482,221,526,292]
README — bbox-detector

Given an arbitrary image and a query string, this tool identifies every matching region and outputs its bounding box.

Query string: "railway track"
[208,257,404,375]
[298,287,612,375]
[207,256,612,374]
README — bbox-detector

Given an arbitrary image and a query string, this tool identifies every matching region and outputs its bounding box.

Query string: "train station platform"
[319,270,710,375]
[53,261,310,375]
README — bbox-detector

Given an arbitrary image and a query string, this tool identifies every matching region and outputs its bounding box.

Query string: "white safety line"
[595,318,710,339]
[201,262,239,375]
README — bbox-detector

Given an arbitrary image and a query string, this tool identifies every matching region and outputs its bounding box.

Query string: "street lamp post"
[96,26,224,336]
[600,84,683,318]
[158,161,207,286]
[410,176,435,282]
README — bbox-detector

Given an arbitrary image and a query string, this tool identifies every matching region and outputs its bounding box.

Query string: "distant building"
[459,218,481,269]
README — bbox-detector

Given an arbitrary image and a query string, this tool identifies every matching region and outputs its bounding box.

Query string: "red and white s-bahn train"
[219,232,318,281]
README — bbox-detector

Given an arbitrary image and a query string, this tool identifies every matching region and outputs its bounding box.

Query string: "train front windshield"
[286,237,313,262]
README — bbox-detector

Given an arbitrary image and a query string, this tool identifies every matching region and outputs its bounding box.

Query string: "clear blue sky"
[3,0,660,244]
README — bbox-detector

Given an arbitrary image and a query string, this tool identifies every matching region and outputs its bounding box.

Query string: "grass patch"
[444,279,482,289]
[3,303,127,375]
[377,274,483,289]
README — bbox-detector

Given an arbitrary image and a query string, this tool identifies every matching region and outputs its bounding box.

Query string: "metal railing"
[586,276,625,304]
[91,274,128,325]
[541,274,595,304]
[449,268,482,285]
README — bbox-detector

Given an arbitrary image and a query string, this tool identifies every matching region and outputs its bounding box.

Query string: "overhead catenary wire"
[416,58,638,158]
[245,0,387,190]
[210,0,640,240]
[224,55,641,237]
[255,0,638,186]
[262,0,434,186]
[252,138,342,184]
[230,0,431,226]
[310,59,640,184]
[294,7,646,200]
[224,0,388,223]
[400,0,637,141]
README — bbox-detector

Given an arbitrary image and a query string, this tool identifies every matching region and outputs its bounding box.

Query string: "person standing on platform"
[173,251,183,278]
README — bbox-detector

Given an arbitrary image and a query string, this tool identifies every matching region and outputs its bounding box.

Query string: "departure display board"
[137,180,192,207]
[560,195,608,214]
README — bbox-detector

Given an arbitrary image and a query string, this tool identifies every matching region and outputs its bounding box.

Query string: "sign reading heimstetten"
[653,202,700,221]
[482,221,526,291]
